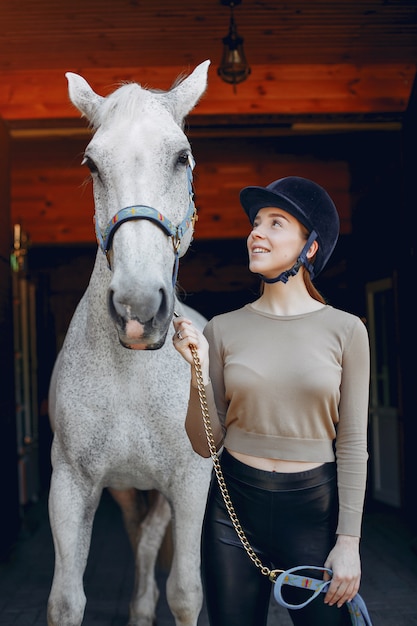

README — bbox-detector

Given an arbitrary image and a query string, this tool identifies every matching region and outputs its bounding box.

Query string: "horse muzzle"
[108,290,173,350]
[118,326,169,351]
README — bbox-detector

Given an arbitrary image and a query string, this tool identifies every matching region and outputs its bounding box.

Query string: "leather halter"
[95,155,197,285]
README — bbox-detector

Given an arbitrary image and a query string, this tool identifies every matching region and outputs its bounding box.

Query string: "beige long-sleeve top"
[186,304,370,537]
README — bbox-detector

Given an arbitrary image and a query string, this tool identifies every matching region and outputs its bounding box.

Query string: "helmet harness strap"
[260,230,318,284]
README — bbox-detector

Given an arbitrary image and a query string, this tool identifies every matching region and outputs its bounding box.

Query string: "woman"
[173,176,370,626]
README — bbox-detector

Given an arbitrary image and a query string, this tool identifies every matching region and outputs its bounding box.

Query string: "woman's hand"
[172,316,210,385]
[323,535,361,608]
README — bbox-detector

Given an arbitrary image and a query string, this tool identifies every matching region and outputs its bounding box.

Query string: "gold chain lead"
[190,344,283,582]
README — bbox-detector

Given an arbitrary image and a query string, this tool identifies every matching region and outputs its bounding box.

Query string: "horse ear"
[167,60,211,123]
[65,72,104,123]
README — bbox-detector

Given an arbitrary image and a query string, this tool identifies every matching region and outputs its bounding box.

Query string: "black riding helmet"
[240,176,340,283]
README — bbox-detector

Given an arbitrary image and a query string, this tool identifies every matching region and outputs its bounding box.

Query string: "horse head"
[66,61,210,350]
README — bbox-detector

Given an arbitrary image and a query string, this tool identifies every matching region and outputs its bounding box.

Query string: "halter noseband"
[95,155,197,285]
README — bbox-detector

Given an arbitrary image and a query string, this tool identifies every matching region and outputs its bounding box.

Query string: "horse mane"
[90,74,186,129]
[89,83,149,128]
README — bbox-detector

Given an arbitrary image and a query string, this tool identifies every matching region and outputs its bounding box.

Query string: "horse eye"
[177,153,189,166]
[82,156,98,174]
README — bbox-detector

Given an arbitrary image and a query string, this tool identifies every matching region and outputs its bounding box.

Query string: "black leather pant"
[201,449,351,626]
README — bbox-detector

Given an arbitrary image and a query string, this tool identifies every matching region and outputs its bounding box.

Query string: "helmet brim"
[240,186,314,233]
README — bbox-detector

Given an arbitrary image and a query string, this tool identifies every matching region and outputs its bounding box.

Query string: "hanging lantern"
[217,0,251,92]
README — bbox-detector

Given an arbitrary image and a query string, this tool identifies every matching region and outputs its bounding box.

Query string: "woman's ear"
[307,239,319,259]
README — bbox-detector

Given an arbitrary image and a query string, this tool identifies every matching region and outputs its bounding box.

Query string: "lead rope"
[190,344,283,583]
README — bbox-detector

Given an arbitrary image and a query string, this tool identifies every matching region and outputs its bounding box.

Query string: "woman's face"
[246,206,311,279]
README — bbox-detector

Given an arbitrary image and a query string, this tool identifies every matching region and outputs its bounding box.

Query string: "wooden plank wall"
[10,134,351,246]
[1,64,414,120]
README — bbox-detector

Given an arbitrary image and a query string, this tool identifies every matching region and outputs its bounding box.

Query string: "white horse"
[47,61,212,626]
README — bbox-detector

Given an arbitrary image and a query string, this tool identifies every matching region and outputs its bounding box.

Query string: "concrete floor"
[0,489,416,625]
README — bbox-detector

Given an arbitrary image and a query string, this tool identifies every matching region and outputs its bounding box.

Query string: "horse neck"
[85,250,112,309]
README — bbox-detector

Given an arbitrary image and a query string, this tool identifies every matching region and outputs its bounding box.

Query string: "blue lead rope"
[273,566,373,625]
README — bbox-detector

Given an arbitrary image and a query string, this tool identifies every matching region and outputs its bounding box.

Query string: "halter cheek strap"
[260,230,318,284]
[95,155,197,286]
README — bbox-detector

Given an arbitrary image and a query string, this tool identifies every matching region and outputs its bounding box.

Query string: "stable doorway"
[366,277,402,508]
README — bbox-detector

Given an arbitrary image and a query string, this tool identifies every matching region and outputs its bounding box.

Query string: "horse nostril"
[107,289,120,320]
[152,289,168,328]
[108,289,128,325]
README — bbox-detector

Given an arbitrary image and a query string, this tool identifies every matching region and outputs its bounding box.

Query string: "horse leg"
[108,487,148,551]
[47,468,101,626]
[128,491,172,626]
[166,488,207,626]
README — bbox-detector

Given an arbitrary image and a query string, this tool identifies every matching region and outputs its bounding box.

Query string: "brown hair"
[301,224,326,304]
[303,268,326,304]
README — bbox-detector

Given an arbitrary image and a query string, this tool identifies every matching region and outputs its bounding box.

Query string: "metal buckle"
[268,569,285,582]
[172,234,181,253]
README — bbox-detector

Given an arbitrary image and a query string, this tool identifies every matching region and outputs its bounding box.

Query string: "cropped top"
[186,304,370,537]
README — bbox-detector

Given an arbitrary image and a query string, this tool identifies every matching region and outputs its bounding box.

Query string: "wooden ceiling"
[1,0,416,136]
[2,1,416,248]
